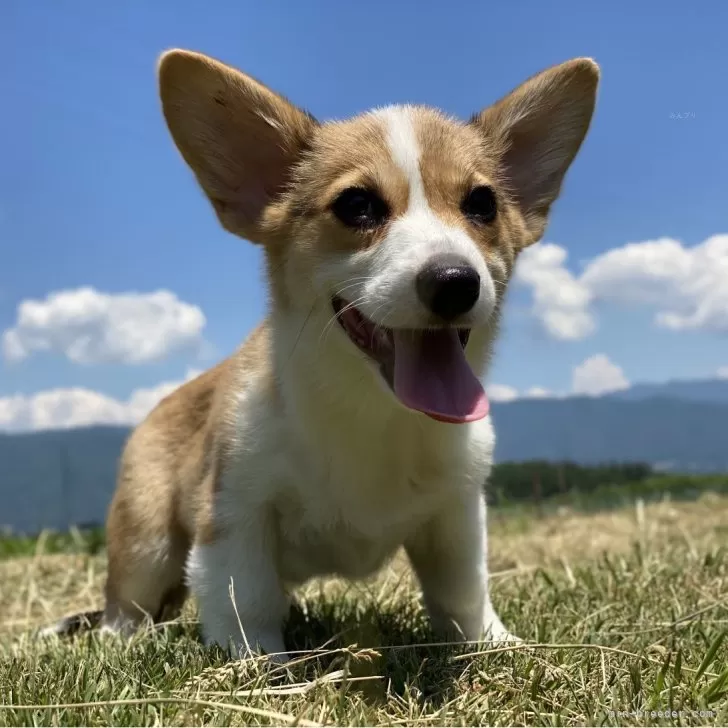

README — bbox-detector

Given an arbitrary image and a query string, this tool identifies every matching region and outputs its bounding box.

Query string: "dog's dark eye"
[461,185,498,224]
[331,187,389,229]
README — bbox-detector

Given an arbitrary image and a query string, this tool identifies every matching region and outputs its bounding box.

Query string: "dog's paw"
[37,610,104,640]
[482,612,522,646]
[484,629,523,645]
[203,627,290,664]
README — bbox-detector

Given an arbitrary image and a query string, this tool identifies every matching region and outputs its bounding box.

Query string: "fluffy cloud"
[489,355,630,402]
[515,234,728,339]
[571,354,629,396]
[0,370,202,433]
[717,367,728,379]
[486,384,554,402]
[2,287,206,365]
[514,243,595,340]
[486,384,519,402]
[524,386,553,399]
[582,235,728,333]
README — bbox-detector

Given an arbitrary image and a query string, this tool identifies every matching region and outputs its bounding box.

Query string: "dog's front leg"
[187,514,289,662]
[405,489,520,646]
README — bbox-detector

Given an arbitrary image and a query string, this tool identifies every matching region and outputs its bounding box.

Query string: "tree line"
[487,461,653,505]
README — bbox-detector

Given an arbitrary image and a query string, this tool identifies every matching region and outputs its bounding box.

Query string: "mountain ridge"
[1,378,726,534]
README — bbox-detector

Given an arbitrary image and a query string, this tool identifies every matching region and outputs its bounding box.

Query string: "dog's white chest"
[269,431,470,585]
[231,383,495,587]
[275,513,402,584]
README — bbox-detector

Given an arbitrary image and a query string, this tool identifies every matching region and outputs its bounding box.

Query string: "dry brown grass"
[1,494,727,725]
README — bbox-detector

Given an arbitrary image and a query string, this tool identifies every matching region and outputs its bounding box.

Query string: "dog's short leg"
[405,489,520,646]
[187,516,289,662]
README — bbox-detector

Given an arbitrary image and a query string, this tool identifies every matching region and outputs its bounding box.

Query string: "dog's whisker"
[334,275,376,289]
[283,300,318,372]
[334,282,369,298]
[318,294,373,348]
[332,277,378,300]
[365,302,395,349]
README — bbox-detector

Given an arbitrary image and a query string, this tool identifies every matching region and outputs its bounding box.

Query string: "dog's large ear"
[472,58,599,245]
[158,49,317,243]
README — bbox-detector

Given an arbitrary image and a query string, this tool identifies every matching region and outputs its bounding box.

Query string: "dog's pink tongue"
[392,330,489,423]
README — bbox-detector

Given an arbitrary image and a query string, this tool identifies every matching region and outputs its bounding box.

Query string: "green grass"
[543,474,728,514]
[1,494,727,726]
[0,526,105,560]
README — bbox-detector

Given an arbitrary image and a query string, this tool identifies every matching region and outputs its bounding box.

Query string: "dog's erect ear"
[472,58,599,244]
[158,49,317,243]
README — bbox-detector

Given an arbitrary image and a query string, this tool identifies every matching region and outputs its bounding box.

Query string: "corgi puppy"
[43,50,598,662]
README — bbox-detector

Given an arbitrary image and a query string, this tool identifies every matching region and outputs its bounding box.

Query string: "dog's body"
[103,320,501,661]
[44,51,598,662]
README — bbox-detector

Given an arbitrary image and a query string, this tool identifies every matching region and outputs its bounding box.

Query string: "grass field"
[1,493,727,726]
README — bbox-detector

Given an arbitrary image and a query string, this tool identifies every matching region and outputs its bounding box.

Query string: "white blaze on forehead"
[368,104,491,278]
[372,106,428,211]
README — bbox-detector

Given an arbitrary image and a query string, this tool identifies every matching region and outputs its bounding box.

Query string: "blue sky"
[1,0,727,429]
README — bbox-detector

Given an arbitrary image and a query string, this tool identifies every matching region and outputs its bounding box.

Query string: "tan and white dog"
[44,50,598,662]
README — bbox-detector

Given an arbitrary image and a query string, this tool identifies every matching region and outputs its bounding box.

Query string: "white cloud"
[515,235,728,340]
[2,287,206,365]
[486,384,555,401]
[0,369,202,433]
[582,234,728,333]
[717,366,728,380]
[487,383,519,402]
[524,386,553,399]
[514,243,595,340]
[571,354,629,396]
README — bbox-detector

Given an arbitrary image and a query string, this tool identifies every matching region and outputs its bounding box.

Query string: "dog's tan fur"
[43,50,599,660]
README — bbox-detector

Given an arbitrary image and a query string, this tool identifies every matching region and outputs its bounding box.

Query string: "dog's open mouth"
[332,297,489,424]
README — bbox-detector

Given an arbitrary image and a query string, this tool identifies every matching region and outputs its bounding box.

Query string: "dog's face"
[159,51,598,423]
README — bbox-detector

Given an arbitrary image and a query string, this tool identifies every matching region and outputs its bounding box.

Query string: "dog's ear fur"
[158,49,318,244]
[472,58,599,244]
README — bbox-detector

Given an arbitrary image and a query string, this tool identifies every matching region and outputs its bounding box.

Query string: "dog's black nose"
[416,254,481,320]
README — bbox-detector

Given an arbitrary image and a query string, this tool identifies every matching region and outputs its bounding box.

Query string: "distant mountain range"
[1,378,727,534]
[607,377,728,404]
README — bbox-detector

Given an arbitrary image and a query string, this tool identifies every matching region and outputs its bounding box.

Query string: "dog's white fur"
[189,107,506,660]
[41,50,599,662]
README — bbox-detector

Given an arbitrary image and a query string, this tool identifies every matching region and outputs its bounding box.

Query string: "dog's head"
[158,51,598,424]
